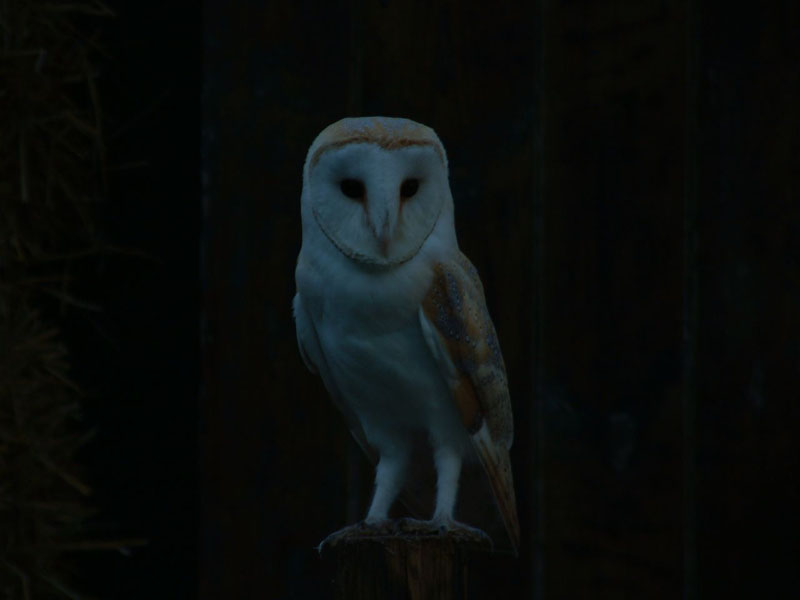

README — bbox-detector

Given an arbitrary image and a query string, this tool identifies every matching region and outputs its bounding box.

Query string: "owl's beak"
[368,203,396,258]
[376,217,391,257]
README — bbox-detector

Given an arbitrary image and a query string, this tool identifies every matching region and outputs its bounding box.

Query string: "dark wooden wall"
[57,1,200,597]
[695,2,800,597]
[202,1,799,598]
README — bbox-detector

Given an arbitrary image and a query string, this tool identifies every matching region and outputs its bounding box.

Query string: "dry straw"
[0,1,134,598]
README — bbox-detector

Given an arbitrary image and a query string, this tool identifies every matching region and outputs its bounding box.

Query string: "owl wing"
[419,252,520,553]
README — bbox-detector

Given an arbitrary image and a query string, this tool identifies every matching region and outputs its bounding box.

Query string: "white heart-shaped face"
[305,142,448,266]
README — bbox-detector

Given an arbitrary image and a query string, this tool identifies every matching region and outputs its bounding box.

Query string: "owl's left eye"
[340,178,365,200]
[400,178,419,199]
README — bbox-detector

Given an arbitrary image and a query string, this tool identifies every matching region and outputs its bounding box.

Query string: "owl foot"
[430,517,493,549]
[388,517,492,549]
[317,517,492,554]
[316,519,394,553]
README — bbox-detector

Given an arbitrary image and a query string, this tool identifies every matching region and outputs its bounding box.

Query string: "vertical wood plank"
[531,0,548,598]
[540,1,687,596]
[682,0,700,597]
[201,2,353,598]
[695,2,800,596]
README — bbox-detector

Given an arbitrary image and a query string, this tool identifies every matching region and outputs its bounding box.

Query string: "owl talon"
[317,522,364,553]
[317,519,396,553]
[317,517,492,554]
[432,519,493,548]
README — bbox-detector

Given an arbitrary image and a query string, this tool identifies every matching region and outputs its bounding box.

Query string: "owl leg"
[365,451,408,523]
[426,444,492,547]
[432,445,462,523]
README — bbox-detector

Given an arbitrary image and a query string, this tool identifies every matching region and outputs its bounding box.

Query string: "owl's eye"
[400,178,419,199]
[340,178,365,200]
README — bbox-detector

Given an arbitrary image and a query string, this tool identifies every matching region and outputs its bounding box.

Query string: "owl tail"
[471,421,521,555]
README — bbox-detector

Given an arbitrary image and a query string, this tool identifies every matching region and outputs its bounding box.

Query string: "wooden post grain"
[322,530,490,600]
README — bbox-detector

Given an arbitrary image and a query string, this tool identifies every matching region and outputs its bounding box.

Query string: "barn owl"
[293,116,520,553]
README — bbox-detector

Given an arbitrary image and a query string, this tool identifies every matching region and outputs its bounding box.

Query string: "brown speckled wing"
[420,252,520,552]
[421,252,513,447]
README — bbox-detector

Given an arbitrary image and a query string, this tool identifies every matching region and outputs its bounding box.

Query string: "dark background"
[65,1,798,598]
[66,0,200,597]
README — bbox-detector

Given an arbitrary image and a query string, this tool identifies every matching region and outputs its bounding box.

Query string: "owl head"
[301,117,453,267]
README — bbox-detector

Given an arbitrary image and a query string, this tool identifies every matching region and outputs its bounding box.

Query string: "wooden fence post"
[321,527,491,600]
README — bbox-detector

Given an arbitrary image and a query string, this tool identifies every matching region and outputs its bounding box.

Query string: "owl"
[293,116,520,553]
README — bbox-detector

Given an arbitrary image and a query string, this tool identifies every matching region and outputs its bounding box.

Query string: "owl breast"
[301,247,469,457]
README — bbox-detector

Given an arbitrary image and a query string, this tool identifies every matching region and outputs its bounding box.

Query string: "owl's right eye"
[340,179,365,200]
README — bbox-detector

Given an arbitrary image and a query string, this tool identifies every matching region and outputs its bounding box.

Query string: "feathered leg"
[318,448,408,552]
[428,443,492,546]
[365,451,408,523]
[432,445,461,523]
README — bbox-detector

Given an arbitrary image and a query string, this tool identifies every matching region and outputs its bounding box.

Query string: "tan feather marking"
[421,255,513,448]
[472,421,520,554]
[310,138,444,170]
[453,378,482,433]
[308,117,447,169]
